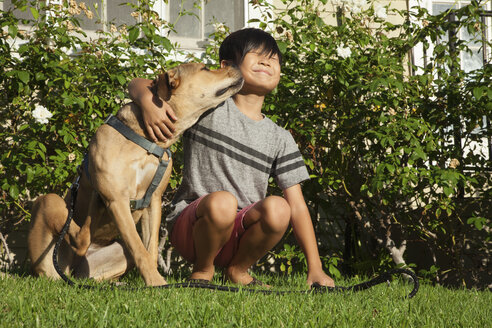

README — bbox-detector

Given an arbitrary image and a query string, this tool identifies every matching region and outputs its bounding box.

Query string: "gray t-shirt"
[167,97,309,223]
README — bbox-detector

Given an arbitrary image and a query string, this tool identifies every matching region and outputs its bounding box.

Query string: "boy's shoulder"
[262,116,292,138]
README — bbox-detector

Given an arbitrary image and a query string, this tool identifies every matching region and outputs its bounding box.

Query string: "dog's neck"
[158,99,210,149]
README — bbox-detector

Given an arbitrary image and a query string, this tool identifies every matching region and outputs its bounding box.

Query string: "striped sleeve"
[272,129,310,190]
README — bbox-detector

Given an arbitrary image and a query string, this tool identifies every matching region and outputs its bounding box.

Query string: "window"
[1,0,138,33]
[1,0,48,24]
[74,0,139,32]
[169,0,245,39]
[431,1,490,72]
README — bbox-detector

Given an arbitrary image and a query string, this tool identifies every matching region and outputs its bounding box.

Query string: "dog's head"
[152,63,243,122]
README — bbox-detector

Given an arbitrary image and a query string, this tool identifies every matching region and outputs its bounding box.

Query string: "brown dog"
[28,63,243,286]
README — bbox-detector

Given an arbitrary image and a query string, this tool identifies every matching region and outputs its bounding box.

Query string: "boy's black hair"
[219,28,283,66]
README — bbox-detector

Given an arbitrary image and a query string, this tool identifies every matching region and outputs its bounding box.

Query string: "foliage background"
[1,0,490,287]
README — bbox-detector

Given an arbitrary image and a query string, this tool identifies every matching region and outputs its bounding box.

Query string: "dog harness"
[82,114,172,210]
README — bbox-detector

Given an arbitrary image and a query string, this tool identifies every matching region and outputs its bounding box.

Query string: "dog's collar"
[104,115,169,158]
[103,114,172,210]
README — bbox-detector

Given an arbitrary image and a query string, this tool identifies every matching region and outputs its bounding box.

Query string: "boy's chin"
[241,83,278,96]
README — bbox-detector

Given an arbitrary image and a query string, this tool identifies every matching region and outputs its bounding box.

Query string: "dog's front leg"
[140,209,151,251]
[141,198,163,264]
[107,199,166,286]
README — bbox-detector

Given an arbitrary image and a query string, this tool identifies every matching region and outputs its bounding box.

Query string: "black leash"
[53,178,419,298]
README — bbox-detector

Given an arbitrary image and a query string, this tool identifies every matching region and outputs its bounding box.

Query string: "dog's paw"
[145,272,167,286]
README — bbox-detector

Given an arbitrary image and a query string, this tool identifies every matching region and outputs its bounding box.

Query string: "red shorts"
[169,196,257,268]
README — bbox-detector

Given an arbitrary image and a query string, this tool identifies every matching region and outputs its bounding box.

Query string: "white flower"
[346,0,367,14]
[375,4,387,20]
[336,44,352,59]
[449,158,460,169]
[2,119,11,128]
[68,153,76,162]
[32,105,53,124]
[212,22,227,33]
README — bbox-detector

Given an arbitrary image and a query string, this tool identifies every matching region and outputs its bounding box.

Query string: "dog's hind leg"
[72,241,134,281]
[28,194,76,278]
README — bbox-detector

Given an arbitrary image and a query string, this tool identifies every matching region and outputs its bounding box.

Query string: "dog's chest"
[130,160,158,192]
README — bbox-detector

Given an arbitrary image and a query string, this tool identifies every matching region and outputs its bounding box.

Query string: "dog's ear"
[167,67,180,89]
[153,67,180,101]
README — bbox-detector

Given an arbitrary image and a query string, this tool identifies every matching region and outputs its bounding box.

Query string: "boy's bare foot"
[190,267,215,282]
[225,266,271,287]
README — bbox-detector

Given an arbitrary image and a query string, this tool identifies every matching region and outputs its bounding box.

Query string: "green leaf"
[116,75,126,85]
[328,264,341,278]
[467,217,486,230]
[277,41,287,54]
[30,7,39,20]
[17,71,29,84]
[161,37,172,51]
[8,25,18,38]
[129,27,139,43]
[9,184,19,199]
[472,87,482,100]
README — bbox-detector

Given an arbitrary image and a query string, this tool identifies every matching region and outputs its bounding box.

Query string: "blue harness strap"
[82,114,172,210]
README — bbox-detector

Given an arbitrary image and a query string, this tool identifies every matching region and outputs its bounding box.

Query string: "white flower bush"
[32,105,53,124]
[336,44,352,58]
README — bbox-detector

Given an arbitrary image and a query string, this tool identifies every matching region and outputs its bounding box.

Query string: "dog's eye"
[201,67,210,71]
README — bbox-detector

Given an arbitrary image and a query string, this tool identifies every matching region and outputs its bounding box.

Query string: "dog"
[28,63,243,286]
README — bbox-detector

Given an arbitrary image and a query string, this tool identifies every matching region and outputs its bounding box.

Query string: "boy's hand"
[307,269,335,287]
[128,77,178,142]
[141,98,177,142]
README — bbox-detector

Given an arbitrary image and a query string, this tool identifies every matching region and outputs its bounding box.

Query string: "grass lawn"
[1,271,490,327]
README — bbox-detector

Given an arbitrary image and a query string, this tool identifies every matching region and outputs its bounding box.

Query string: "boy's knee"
[260,196,290,233]
[200,191,238,228]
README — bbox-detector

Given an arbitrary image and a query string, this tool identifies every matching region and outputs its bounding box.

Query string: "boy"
[128,28,334,287]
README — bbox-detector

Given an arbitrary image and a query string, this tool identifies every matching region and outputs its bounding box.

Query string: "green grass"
[1,271,490,327]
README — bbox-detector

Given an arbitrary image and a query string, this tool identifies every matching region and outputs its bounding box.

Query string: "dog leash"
[53,179,419,298]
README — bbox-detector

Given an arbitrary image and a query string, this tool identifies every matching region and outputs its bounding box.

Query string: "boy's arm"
[128,78,177,142]
[283,184,335,287]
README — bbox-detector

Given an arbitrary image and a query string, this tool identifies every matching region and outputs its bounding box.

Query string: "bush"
[258,0,490,287]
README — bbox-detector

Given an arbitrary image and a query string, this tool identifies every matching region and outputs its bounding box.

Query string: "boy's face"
[222,49,280,96]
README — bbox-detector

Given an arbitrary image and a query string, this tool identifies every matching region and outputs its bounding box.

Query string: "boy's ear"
[153,67,180,101]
